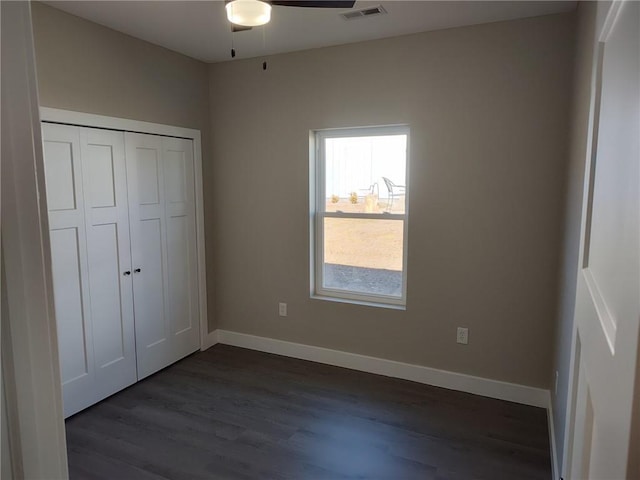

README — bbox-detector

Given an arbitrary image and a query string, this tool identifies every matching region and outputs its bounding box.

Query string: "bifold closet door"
[42,123,137,417]
[125,133,200,379]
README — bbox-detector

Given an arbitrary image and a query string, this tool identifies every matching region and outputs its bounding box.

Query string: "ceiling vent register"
[341,5,387,20]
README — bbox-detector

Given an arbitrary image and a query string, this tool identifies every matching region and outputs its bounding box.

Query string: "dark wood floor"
[66,345,552,480]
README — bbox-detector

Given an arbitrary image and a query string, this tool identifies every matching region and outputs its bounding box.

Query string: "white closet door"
[43,124,93,417]
[162,136,200,361]
[125,133,199,379]
[43,124,137,417]
[79,127,137,401]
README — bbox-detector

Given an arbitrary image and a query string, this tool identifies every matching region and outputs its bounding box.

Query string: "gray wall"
[209,13,574,388]
[30,2,217,331]
[549,1,596,470]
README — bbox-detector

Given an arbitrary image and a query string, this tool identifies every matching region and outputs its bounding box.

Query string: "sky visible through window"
[325,135,407,201]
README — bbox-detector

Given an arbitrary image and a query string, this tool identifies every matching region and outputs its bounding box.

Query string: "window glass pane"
[324,135,407,215]
[323,217,403,297]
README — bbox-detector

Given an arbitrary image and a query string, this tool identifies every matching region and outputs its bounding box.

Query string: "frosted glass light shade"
[226,0,272,27]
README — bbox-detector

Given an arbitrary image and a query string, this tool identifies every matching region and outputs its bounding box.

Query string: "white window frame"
[311,125,410,308]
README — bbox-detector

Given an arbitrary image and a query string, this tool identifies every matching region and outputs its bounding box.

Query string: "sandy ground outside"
[324,196,404,271]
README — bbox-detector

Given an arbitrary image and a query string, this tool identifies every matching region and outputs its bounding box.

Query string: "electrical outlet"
[554,371,559,395]
[278,302,287,317]
[456,327,469,345]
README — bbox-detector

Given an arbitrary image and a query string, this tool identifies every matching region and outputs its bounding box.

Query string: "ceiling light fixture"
[226,0,272,27]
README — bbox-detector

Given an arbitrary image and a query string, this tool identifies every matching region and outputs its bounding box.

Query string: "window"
[312,125,409,307]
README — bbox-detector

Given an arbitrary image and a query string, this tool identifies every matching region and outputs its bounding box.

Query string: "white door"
[125,133,200,379]
[43,124,137,417]
[565,2,639,478]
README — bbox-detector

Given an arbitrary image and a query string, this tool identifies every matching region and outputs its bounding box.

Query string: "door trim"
[2,3,69,477]
[40,107,210,352]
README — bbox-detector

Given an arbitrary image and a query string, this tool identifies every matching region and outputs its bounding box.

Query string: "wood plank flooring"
[65,344,552,479]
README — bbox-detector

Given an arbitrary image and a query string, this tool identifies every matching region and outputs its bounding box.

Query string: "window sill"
[311,294,406,311]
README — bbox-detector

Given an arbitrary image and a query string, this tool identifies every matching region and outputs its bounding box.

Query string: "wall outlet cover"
[457,327,469,345]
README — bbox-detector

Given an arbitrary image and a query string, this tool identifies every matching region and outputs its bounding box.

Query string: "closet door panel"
[125,133,172,379]
[85,223,127,366]
[42,124,96,416]
[80,128,137,398]
[43,124,137,417]
[165,147,187,204]
[126,133,200,379]
[136,148,161,205]
[50,227,90,384]
[43,141,78,211]
[85,142,116,208]
[163,137,199,359]
[168,215,190,334]
[138,217,167,346]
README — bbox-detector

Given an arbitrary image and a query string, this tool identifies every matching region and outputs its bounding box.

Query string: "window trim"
[311,125,410,308]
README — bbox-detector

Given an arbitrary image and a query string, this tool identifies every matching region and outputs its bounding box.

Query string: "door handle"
[134,268,141,273]
[123,270,131,276]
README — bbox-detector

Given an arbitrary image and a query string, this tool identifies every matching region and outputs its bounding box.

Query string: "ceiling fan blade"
[270,1,356,8]
[231,24,253,32]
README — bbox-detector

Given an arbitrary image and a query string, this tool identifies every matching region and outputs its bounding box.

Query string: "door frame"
[560,1,637,477]
[40,107,211,351]
[2,3,69,477]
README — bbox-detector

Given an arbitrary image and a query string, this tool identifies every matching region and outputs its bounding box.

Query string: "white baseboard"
[547,392,560,480]
[214,329,549,408]
[201,330,219,351]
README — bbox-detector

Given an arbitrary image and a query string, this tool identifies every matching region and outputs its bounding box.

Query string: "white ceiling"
[43,1,576,63]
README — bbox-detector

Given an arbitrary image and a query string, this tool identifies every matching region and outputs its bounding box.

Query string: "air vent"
[341,5,387,20]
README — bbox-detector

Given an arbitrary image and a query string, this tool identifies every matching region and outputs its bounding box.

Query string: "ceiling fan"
[225,0,357,32]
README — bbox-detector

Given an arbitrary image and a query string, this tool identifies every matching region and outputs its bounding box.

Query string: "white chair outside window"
[382,177,406,212]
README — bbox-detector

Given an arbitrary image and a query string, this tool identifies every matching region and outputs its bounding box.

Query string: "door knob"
[134,268,141,273]
[123,270,131,276]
